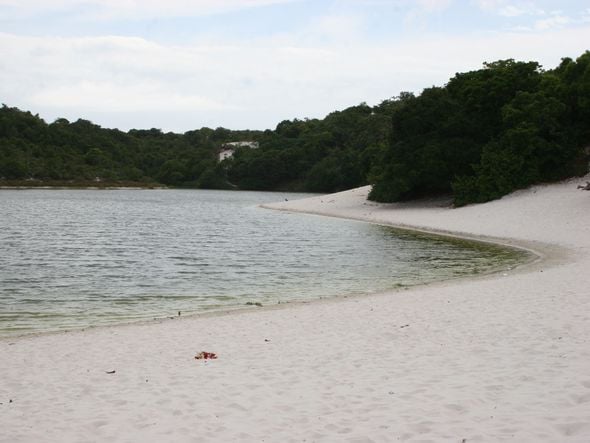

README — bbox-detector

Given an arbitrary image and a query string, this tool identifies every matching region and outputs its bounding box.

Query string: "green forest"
[1,51,589,206]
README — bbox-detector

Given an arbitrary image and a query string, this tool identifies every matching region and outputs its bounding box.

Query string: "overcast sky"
[1,0,589,132]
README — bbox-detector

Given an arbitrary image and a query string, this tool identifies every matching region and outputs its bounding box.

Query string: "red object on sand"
[195,351,218,360]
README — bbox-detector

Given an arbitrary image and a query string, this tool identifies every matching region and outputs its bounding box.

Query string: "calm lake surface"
[0,189,527,336]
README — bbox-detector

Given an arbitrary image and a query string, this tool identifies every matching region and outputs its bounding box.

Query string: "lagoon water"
[0,189,526,336]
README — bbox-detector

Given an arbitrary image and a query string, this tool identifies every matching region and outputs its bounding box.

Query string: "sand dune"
[2,177,590,442]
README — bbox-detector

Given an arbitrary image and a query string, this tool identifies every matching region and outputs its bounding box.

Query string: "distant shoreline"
[0,179,165,190]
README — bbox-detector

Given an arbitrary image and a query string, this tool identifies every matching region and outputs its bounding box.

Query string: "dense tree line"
[0,100,397,193]
[369,52,590,205]
[0,108,259,188]
[226,100,398,192]
[1,51,589,205]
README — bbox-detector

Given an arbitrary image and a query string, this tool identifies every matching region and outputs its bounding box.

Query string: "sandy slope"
[1,178,590,442]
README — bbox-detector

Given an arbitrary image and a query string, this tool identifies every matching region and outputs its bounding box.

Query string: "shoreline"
[0,179,164,190]
[262,203,556,267]
[2,177,590,442]
[0,186,166,190]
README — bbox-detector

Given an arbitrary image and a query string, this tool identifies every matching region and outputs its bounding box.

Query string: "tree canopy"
[369,53,590,205]
[0,107,259,188]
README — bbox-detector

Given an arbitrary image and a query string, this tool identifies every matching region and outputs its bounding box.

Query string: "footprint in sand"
[444,403,466,414]
[555,422,590,437]
[571,392,590,404]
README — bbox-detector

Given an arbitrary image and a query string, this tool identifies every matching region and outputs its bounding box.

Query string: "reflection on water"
[0,189,528,336]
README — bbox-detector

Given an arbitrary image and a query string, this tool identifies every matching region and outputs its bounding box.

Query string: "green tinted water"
[0,189,530,336]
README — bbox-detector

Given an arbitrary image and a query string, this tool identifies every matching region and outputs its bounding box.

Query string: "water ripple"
[0,189,528,336]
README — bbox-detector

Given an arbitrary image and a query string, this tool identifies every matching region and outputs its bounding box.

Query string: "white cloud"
[475,0,507,12]
[499,5,527,16]
[0,0,298,20]
[29,81,239,112]
[306,13,365,44]
[476,0,545,17]
[1,21,590,131]
[403,0,454,28]
[534,14,571,30]
[414,0,453,13]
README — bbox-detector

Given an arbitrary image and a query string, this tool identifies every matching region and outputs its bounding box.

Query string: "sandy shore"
[2,178,590,442]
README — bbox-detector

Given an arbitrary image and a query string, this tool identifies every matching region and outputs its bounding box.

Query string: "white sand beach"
[2,177,590,442]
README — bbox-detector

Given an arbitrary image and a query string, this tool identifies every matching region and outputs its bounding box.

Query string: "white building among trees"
[218,141,259,161]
